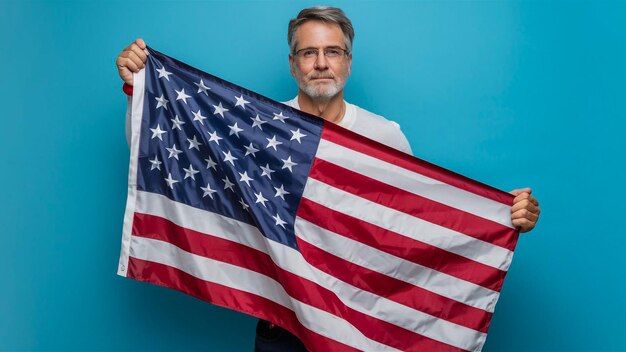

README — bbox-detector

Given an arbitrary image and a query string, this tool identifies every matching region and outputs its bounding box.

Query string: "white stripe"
[130,236,399,352]
[303,178,514,271]
[118,67,146,277]
[133,191,485,351]
[317,139,513,229]
[295,217,498,312]
[135,191,270,252]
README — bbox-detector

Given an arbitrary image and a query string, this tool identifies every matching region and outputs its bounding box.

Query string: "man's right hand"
[116,38,148,86]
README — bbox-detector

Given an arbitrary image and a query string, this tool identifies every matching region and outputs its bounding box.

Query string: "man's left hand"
[509,188,540,233]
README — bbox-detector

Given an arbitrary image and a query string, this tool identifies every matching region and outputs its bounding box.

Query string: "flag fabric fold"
[118,47,519,351]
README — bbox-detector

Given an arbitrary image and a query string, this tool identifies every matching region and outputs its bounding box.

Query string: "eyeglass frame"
[292,46,350,60]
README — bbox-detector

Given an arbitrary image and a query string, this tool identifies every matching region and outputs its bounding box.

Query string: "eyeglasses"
[293,47,349,61]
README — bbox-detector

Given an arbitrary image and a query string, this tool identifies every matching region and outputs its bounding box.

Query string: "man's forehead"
[294,20,345,48]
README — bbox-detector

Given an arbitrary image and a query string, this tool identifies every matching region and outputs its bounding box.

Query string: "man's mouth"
[309,74,334,80]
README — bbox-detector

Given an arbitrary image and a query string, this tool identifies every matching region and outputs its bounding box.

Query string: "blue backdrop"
[2,1,625,351]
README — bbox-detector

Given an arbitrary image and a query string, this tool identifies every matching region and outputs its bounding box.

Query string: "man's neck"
[297,91,345,124]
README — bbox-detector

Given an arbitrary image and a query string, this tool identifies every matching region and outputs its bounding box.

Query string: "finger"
[512,194,539,209]
[511,209,538,233]
[511,199,540,214]
[115,60,134,86]
[511,208,539,223]
[117,55,140,72]
[135,38,147,49]
[513,192,539,207]
[509,187,532,197]
[512,218,536,233]
[526,193,539,207]
[129,43,148,63]
[126,50,146,70]
[119,70,134,86]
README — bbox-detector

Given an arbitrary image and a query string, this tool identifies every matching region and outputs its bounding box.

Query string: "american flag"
[118,47,519,351]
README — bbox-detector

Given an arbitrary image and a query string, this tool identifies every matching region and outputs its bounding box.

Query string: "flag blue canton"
[136,48,324,249]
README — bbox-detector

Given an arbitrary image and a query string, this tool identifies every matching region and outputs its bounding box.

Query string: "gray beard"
[294,63,349,101]
[299,80,344,100]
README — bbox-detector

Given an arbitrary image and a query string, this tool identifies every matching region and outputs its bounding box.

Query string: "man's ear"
[289,54,296,77]
[347,53,352,76]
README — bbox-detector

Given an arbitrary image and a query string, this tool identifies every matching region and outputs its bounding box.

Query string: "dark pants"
[254,320,307,352]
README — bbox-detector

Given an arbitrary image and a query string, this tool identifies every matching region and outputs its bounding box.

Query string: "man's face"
[289,20,352,100]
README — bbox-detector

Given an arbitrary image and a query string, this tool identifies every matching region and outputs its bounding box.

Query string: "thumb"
[509,187,532,196]
[119,67,135,86]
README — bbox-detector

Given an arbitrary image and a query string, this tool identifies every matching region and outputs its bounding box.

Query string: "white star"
[251,114,267,130]
[281,156,297,172]
[171,115,185,130]
[272,213,287,229]
[239,198,250,211]
[164,173,178,189]
[213,102,229,118]
[194,79,211,95]
[222,176,235,191]
[222,150,238,165]
[234,95,250,109]
[228,122,244,137]
[205,157,217,170]
[150,124,167,140]
[260,164,275,179]
[266,135,283,151]
[273,112,289,123]
[274,185,290,200]
[254,192,269,207]
[155,94,169,110]
[192,110,207,125]
[166,144,182,160]
[183,164,199,180]
[157,66,172,81]
[175,88,191,104]
[200,183,217,199]
[238,171,254,186]
[208,130,223,145]
[244,143,259,157]
[149,155,162,170]
[290,129,307,143]
[187,135,203,150]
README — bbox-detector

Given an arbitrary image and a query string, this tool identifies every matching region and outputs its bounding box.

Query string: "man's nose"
[314,51,329,70]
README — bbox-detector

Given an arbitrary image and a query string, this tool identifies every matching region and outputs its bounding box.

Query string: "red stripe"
[131,212,467,351]
[321,123,514,206]
[127,257,359,352]
[295,225,492,334]
[309,157,518,251]
[298,196,505,292]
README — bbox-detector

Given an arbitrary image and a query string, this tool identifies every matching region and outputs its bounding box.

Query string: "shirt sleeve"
[349,105,413,155]
[389,121,413,155]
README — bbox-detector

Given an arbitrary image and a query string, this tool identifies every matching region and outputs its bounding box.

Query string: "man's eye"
[325,49,341,57]
[302,49,318,57]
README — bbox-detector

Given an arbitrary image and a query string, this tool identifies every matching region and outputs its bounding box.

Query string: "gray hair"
[288,6,355,55]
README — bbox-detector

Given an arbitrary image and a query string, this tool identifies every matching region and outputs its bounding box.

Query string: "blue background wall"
[2,0,625,350]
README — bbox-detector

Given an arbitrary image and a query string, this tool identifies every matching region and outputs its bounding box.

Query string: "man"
[116,6,540,351]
